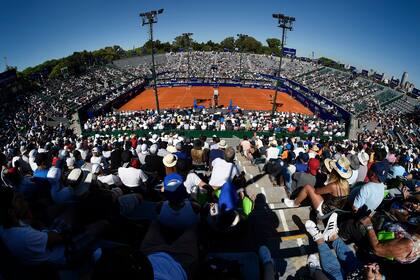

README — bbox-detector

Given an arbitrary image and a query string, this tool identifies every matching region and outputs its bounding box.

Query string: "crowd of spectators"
[119,51,320,84]
[240,132,420,278]
[1,122,420,279]
[295,68,385,114]
[0,66,144,147]
[83,109,346,137]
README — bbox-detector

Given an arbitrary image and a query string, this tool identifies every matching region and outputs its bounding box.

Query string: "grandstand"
[1,9,419,280]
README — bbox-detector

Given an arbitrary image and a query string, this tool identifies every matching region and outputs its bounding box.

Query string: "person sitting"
[91,163,123,188]
[90,147,106,167]
[289,158,320,194]
[174,142,188,161]
[190,139,206,168]
[137,143,149,165]
[347,154,360,186]
[142,144,165,179]
[209,147,239,189]
[33,153,50,179]
[357,151,369,183]
[248,142,262,164]
[304,213,385,280]
[157,173,200,232]
[339,161,392,243]
[118,151,148,190]
[265,139,279,162]
[284,157,352,217]
[239,136,251,158]
[295,152,309,173]
[110,142,123,171]
[360,216,420,264]
[92,246,187,280]
[0,188,67,266]
[208,140,227,165]
[349,161,390,214]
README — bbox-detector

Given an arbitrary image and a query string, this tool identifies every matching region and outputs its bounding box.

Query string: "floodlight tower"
[271,13,295,116]
[236,34,248,82]
[182,33,194,79]
[140,9,164,114]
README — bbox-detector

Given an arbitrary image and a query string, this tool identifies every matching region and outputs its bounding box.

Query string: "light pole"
[271,13,295,116]
[140,9,164,114]
[236,34,248,82]
[182,33,193,79]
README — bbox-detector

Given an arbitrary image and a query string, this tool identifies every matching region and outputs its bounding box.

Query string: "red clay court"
[118,86,312,115]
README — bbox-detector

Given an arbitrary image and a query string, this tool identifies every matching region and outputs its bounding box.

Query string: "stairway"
[234,151,317,279]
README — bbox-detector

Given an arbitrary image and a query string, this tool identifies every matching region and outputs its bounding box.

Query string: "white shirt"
[266,147,279,162]
[183,173,203,193]
[308,151,317,159]
[294,147,305,158]
[351,181,385,212]
[118,167,148,187]
[98,174,123,187]
[209,158,238,187]
[347,169,359,186]
[1,224,66,266]
[90,155,103,165]
[255,139,263,149]
[210,143,219,150]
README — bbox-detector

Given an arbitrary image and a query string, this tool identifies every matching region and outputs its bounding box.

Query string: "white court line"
[260,186,266,196]
[278,209,289,232]
[297,238,303,246]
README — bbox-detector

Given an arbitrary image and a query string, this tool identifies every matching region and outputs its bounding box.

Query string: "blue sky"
[1,0,419,85]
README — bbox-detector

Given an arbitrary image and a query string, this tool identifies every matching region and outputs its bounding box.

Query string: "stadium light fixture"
[236,34,248,82]
[271,13,295,116]
[182,32,194,79]
[140,9,164,114]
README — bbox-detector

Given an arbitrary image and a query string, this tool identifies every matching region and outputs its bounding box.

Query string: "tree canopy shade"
[317,57,346,71]
[220,37,235,51]
[266,38,281,56]
[18,34,298,80]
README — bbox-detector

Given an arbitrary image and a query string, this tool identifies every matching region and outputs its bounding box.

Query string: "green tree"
[172,34,194,51]
[236,36,263,53]
[266,38,281,55]
[220,37,235,51]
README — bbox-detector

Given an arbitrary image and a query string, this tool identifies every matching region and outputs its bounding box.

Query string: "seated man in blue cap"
[349,161,390,214]
[295,152,309,173]
[138,173,200,278]
[157,173,200,232]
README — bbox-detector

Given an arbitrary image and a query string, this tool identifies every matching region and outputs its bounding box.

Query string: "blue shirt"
[209,149,224,164]
[295,162,308,173]
[33,169,49,178]
[174,151,188,161]
[1,225,66,265]
[148,252,187,280]
[350,182,385,212]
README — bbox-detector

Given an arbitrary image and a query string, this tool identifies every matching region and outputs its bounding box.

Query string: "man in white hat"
[266,140,279,163]
[150,134,160,144]
[137,144,149,165]
[90,147,106,167]
[357,151,369,183]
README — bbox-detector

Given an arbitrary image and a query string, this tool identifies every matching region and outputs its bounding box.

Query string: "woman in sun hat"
[283,157,352,217]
